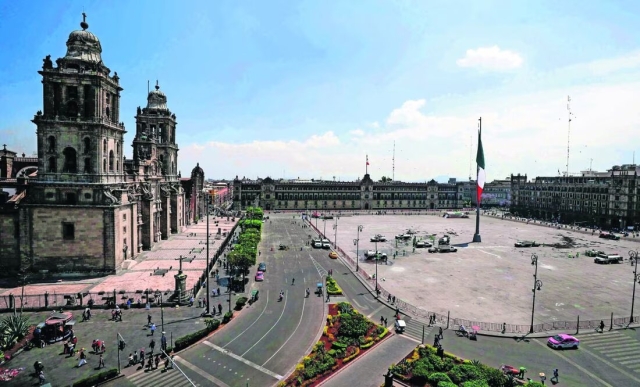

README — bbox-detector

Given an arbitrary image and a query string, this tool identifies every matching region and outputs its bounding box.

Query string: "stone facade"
[510,165,640,229]
[233,174,466,211]
[0,16,202,277]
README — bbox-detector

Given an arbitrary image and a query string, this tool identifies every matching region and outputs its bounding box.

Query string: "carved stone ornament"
[43,55,53,69]
[160,184,171,198]
[103,188,121,205]
[141,182,153,200]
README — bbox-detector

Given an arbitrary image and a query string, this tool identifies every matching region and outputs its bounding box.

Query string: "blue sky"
[2,0,640,181]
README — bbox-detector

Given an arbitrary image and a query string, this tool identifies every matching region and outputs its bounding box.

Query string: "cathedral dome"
[146,82,169,111]
[64,15,103,63]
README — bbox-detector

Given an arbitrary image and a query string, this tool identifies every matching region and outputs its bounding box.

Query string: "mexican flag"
[476,128,485,205]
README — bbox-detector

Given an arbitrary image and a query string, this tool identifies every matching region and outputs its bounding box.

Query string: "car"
[438,246,458,253]
[278,244,289,250]
[415,241,432,248]
[370,234,387,242]
[584,249,605,257]
[438,236,450,245]
[594,254,623,264]
[313,241,323,248]
[255,271,264,281]
[322,242,331,249]
[514,240,540,247]
[258,262,266,272]
[547,334,579,349]
[329,251,338,259]
[395,234,412,240]
[428,247,439,253]
[599,232,620,240]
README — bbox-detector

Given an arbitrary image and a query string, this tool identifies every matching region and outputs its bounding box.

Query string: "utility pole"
[629,250,639,324]
[205,194,211,316]
[566,96,573,176]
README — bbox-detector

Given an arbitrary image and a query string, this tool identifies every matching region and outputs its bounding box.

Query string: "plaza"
[324,212,640,325]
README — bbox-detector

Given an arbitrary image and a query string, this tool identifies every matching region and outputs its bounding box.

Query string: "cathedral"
[0,15,205,277]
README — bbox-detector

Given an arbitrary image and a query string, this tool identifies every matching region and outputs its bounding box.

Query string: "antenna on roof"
[392,141,395,182]
[566,95,573,176]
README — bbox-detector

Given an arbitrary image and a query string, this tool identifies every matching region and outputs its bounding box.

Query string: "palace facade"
[510,164,640,229]
[0,16,204,277]
[232,174,465,211]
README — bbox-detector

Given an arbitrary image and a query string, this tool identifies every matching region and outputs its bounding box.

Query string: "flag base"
[472,233,482,243]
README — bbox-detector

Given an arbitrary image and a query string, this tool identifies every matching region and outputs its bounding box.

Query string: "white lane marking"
[262,296,306,367]
[532,340,613,386]
[477,249,501,259]
[202,341,282,380]
[174,355,231,387]
[577,344,640,384]
[241,290,289,357]
[367,304,386,319]
[223,290,270,348]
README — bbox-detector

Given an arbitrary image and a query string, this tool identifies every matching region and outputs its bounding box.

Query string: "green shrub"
[337,301,353,314]
[462,380,490,387]
[327,349,336,356]
[360,341,375,349]
[70,367,118,387]
[222,311,233,323]
[448,364,484,385]
[411,358,435,383]
[438,382,458,387]
[525,382,545,387]
[174,327,211,351]
[332,341,347,349]
[428,372,453,385]
[204,318,220,331]
[478,364,509,387]
[338,312,370,337]
[235,297,248,309]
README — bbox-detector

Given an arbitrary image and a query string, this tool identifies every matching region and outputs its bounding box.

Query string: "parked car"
[599,232,620,240]
[547,334,579,349]
[428,247,439,253]
[594,254,623,264]
[370,234,387,242]
[584,249,605,257]
[415,241,432,248]
[255,271,264,282]
[329,251,338,259]
[438,235,450,245]
[438,246,458,253]
[395,234,412,240]
[313,241,323,248]
[258,262,266,272]
[514,240,540,247]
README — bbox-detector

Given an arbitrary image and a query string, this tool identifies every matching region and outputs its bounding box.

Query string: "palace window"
[109,150,114,171]
[62,147,77,173]
[62,222,75,240]
[47,157,56,173]
[83,138,91,154]
[47,136,56,152]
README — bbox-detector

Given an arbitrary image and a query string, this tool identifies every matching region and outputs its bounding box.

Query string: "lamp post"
[354,225,363,272]
[375,240,379,296]
[333,217,338,248]
[205,194,211,316]
[529,253,543,334]
[323,217,327,237]
[154,290,165,332]
[629,250,640,323]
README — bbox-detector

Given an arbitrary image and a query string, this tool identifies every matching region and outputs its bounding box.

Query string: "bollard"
[610,312,613,331]
[446,311,450,329]
[576,315,580,335]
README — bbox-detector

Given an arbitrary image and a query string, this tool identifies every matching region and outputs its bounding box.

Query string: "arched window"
[84,158,91,173]
[116,141,120,155]
[103,158,107,172]
[116,160,120,172]
[103,139,107,154]
[83,137,91,154]
[47,136,56,152]
[62,147,77,173]
[48,157,56,173]
[109,150,114,171]
[105,107,110,120]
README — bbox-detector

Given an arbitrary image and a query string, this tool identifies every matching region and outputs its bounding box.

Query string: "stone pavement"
[328,213,640,327]
[0,216,238,309]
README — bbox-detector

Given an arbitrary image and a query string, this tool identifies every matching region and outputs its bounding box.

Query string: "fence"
[307,219,640,334]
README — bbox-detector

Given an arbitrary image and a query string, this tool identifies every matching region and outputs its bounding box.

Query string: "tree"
[379,176,392,183]
[227,254,253,291]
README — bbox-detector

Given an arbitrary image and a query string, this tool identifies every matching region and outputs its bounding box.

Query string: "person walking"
[161,332,167,352]
[98,353,105,369]
[291,277,295,285]
[149,339,156,354]
[154,354,160,370]
[599,320,605,333]
[439,327,443,339]
[147,314,152,326]
[552,368,559,383]
[77,348,87,367]
[140,348,145,364]
[38,370,45,385]
[150,323,156,336]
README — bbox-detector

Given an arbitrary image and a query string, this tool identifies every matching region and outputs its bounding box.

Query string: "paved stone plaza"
[324,213,640,325]
[0,217,237,306]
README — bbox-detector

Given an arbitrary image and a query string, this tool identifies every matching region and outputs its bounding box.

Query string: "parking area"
[316,213,640,324]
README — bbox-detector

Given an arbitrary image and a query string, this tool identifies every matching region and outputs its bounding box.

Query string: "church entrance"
[265,203,271,211]
[364,203,369,210]
[429,203,435,210]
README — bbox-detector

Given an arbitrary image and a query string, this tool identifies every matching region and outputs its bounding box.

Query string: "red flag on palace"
[366,155,370,166]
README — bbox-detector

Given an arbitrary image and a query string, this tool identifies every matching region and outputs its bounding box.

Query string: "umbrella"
[471,325,480,331]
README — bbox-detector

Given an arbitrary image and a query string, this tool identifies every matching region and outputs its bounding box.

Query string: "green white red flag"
[476,128,485,205]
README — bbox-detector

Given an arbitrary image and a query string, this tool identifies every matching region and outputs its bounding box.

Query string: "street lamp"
[375,240,379,297]
[332,218,338,248]
[629,250,640,323]
[529,253,543,334]
[354,225,363,272]
[205,194,211,316]
[154,290,165,332]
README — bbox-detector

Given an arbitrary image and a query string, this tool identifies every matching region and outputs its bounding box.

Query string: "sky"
[2,0,640,182]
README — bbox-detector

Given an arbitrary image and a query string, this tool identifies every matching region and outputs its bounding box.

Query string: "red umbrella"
[471,325,480,331]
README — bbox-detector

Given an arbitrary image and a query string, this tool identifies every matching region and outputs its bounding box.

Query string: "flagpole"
[473,117,482,243]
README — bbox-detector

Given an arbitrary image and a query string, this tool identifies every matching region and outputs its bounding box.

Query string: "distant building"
[232,174,466,211]
[510,165,640,229]
[482,178,511,207]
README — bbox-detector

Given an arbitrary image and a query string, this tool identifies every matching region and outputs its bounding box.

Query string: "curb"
[315,330,395,387]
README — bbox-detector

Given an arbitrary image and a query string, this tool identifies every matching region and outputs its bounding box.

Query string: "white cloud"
[456,46,523,71]
[180,51,640,182]
[368,121,380,128]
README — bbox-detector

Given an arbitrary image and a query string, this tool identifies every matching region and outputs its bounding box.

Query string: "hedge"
[223,311,234,324]
[70,367,119,387]
[174,326,212,351]
[326,277,343,295]
[360,341,375,349]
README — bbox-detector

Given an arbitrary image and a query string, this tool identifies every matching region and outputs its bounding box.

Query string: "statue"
[113,72,119,83]
[42,55,53,69]
[137,106,141,115]
[103,188,121,205]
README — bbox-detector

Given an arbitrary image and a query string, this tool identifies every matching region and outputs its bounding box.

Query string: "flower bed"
[325,276,343,295]
[389,344,541,387]
[280,302,389,387]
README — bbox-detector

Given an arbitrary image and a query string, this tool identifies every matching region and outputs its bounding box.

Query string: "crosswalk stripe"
[579,332,622,340]
[612,353,640,361]
[584,338,630,347]
[128,369,192,387]
[597,344,640,354]
[620,358,640,366]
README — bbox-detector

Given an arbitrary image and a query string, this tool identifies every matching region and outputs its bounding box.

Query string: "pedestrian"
[77,348,87,367]
[599,320,605,333]
[218,303,222,315]
[98,353,105,369]
[133,350,138,364]
[150,323,156,336]
[149,339,155,352]
[552,368,559,383]
[380,315,384,325]
[392,296,396,304]
[439,327,443,339]
[140,348,145,364]
[38,370,45,385]
[326,293,331,302]
[161,332,167,351]
[387,294,391,302]
[147,314,152,326]
[434,336,439,346]
[384,317,388,326]
[154,354,160,369]
[217,287,221,296]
